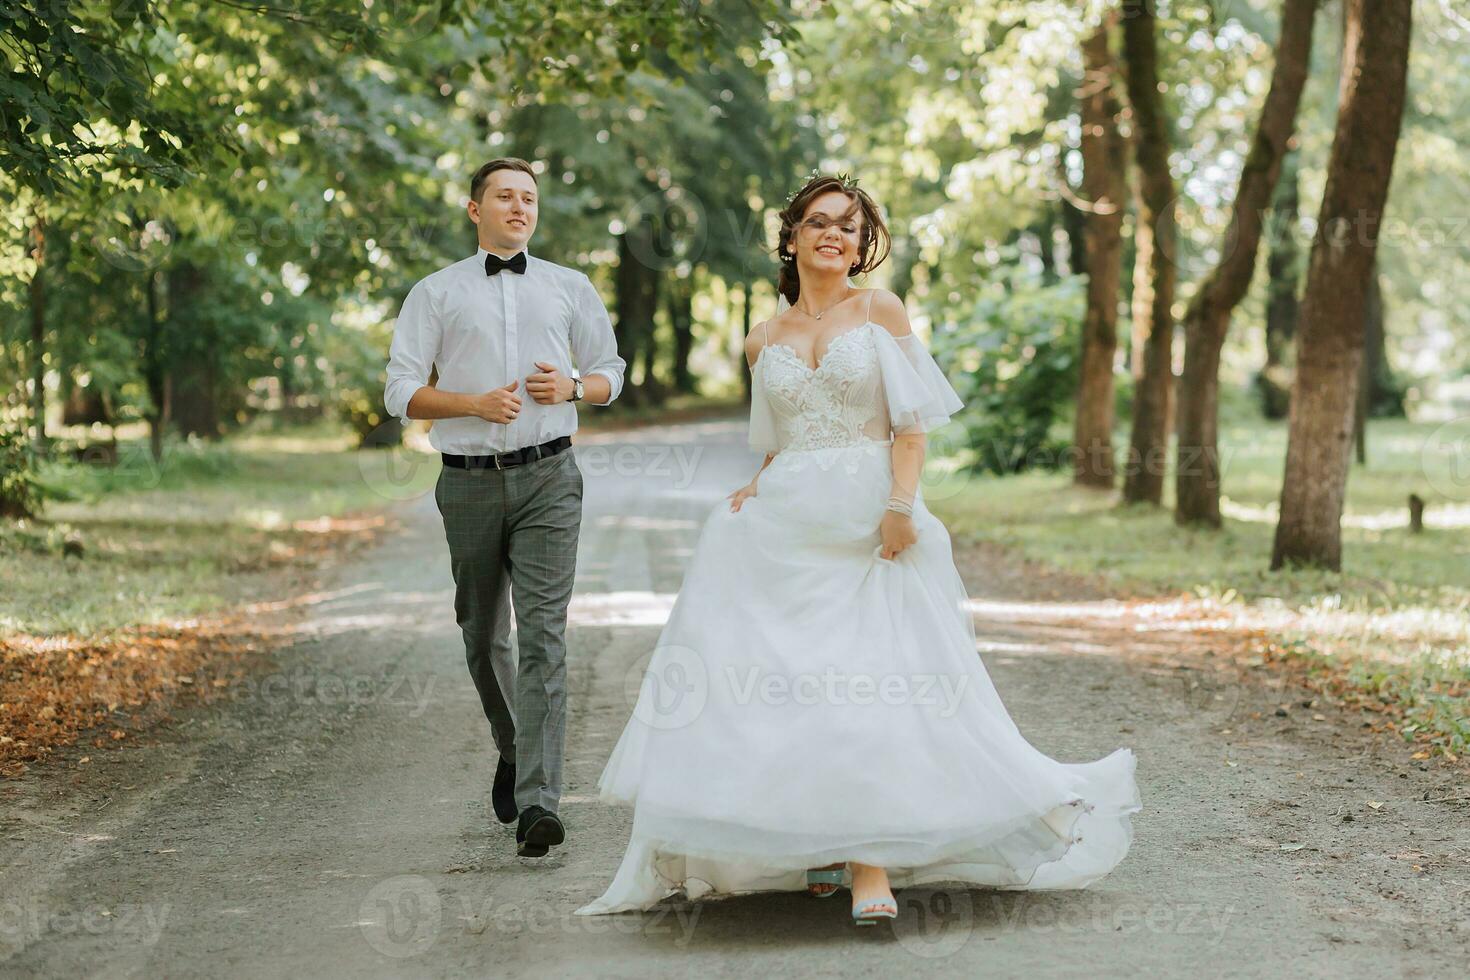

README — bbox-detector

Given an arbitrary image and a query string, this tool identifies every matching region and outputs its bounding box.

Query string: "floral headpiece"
[784,169,860,207]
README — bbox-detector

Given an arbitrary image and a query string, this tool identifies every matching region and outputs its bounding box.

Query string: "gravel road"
[2,417,1466,978]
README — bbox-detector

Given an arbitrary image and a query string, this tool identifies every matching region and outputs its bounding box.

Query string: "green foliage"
[1,0,804,460]
[0,517,80,556]
[0,427,40,518]
[0,0,219,193]
[927,260,1085,475]
[324,316,400,445]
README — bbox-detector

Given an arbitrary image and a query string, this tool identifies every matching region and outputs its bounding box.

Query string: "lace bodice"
[756,323,890,451]
[747,296,966,457]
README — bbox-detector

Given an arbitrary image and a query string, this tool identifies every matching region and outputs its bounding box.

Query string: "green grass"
[0,398,741,639]
[1,420,439,636]
[926,414,1470,754]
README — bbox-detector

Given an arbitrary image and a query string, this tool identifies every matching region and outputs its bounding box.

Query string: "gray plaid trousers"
[433,447,583,813]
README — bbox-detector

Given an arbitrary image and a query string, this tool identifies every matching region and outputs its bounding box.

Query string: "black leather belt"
[442,435,572,471]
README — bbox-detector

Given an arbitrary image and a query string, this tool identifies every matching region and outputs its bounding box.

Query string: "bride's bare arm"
[731,322,778,512]
[880,434,923,556]
[889,433,924,507]
[728,452,775,512]
[870,289,924,557]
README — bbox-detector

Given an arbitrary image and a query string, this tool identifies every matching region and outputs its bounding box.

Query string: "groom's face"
[470,169,538,250]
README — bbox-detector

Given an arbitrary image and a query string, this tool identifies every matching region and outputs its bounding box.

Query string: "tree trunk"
[1175,0,1319,526]
[1258,146,1303,419]
[144,269,169,463]
[1271,0,1412,571]
[1060,196,1088,279]
[1361,258,1402,417]
[27,211,47,454]
[166,262,220,439]
[1120,0,1178,505]
[1072,14,1127,489]
[1126,175,1147,384]
[1035,208,1058,285]
[614,228,662,408]
[1353,332,1369,465]
[62,381,110,427]
[739,283,753,401]
[667,276,696,394]
[172,362,221,440]
[639,323,664,405]
[1353,255,1398,462]
[1354,259,1376,462]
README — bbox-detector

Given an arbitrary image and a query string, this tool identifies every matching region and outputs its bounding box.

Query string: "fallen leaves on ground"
[0,618,268,776]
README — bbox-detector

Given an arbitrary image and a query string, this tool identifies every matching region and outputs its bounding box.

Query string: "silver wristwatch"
[570,377,585,402]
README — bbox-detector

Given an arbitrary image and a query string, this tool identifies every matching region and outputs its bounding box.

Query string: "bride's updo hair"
[776,173,891,307]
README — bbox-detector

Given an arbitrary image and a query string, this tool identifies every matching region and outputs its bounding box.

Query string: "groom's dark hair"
[471,158,537,204]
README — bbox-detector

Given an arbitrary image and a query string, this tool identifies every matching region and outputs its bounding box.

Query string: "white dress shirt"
[384,244,627,454]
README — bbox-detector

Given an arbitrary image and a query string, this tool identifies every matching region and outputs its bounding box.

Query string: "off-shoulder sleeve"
[747,358,782,454]
[870,327,965,435]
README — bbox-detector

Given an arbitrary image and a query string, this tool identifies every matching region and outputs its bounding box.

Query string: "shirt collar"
[476,243,532,263]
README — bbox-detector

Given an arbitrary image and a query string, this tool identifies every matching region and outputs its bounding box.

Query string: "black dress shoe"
[515,805,565,858]
[492,758,517,825]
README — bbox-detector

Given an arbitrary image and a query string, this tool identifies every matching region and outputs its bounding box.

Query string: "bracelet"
[885,496,913,516]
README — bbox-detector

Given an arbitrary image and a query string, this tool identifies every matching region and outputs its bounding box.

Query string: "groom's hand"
[526,361,572,404]
[469,380,522,423]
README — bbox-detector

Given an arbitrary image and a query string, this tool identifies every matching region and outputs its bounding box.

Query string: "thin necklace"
[796,287,852,320]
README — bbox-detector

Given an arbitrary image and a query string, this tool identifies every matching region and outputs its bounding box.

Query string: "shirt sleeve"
[870,327,964,435]
[383,280,440,425]
[570,273,627,405]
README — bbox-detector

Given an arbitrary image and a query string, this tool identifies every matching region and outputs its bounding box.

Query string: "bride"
[575,173,1141,925]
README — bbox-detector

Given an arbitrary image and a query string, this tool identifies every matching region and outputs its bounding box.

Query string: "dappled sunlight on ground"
[968,587,1468,669]
[591,514,702,533]
[242,581,386,613]
[1221,497,1470,530]
[567,591,678,628]
[289,514,390,534]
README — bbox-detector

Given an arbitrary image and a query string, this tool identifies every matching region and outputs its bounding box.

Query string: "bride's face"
[794,192,863,274]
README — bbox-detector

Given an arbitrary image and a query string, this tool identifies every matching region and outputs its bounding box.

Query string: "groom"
[383,157,626,857]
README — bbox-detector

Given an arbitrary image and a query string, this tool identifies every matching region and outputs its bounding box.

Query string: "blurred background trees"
[3,0,1467,574]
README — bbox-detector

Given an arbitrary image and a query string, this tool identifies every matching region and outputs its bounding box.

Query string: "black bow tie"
[485,251,527,276]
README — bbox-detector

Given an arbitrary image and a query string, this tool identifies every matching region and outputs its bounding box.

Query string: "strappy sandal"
[805,864,847,898]
[852,887,893,928]
[852,894,898,926]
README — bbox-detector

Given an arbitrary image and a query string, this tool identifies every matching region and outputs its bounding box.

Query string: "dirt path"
[2,418,1466,978]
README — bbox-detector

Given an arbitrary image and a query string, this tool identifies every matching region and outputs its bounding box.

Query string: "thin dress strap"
[761,319,770,347]
[865,287,875,322]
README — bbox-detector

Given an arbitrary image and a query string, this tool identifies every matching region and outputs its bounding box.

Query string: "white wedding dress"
[576,292,1141,915]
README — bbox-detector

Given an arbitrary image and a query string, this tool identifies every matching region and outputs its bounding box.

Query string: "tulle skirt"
[576,440,1141,915]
